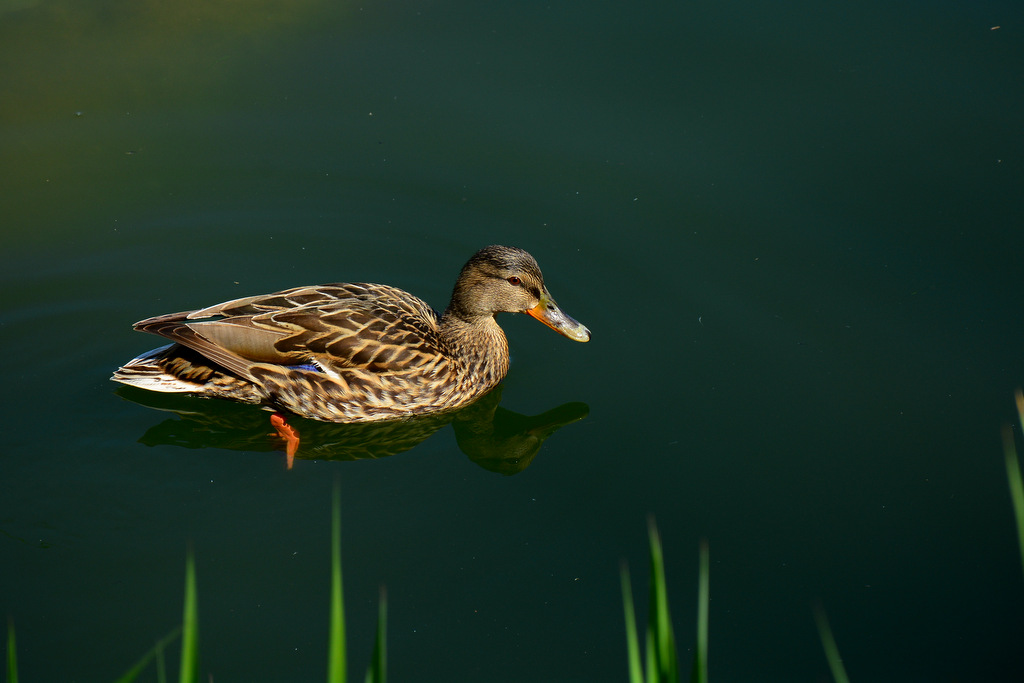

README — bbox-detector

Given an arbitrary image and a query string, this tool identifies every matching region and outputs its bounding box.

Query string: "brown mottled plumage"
[112,245,590,423]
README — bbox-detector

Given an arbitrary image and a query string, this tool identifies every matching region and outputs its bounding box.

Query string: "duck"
[112,245,590,425]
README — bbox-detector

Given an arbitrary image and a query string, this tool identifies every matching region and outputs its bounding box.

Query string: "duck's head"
[447,245,591,342]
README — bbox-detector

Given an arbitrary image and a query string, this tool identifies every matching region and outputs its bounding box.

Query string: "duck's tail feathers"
[111,344,208,393]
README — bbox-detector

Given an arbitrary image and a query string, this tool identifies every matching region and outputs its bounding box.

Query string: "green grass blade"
[179,551,199,683]
[691,540,709,683]
[1003,422,1024,577]
[156,630,168,683]
[646,519,678,683]
[619,562,644,683]
[328,484,347,683]
[6,617,18,683]
[364,586,388,683]
[644,625,656,683]
[813,604,850,683]
[112,627,180,683]
[1016,388,1024,434]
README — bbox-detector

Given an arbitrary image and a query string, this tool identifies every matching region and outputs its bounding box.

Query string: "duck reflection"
[116,386,587,475]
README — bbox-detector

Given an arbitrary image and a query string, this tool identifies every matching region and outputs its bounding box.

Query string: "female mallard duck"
[112,245,590,424]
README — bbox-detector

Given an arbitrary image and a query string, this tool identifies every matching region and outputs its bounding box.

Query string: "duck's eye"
[507,276,522,286]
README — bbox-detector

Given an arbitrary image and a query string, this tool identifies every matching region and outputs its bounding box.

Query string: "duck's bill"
[526,291,591,342]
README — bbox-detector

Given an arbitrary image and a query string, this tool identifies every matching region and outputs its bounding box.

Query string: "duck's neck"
[440,309,510,390]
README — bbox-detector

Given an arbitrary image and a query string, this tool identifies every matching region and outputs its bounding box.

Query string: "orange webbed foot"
[270,413,300,469]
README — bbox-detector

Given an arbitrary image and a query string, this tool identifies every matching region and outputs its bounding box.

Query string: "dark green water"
[3,1,1024,680]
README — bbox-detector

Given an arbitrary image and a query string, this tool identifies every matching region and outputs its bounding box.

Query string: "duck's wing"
[133,283,449,379]
[263,284,450,374]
